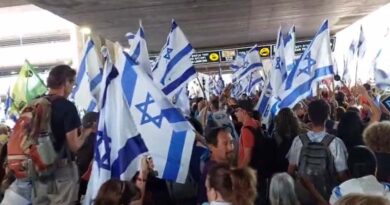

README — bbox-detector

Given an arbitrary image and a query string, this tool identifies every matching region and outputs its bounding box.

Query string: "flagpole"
[196,75,206,99]
[355,61,358,86]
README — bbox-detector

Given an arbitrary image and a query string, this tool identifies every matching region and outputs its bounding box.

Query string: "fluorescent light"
[80,27,91,35]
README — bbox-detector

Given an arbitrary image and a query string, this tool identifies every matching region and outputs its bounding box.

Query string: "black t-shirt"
[50,96,81,153]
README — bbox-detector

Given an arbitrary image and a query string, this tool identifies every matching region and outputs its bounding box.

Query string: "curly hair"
[363,121,390,153]
[275,108,299,141]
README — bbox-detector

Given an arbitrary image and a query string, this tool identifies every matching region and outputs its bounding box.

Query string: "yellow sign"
[259,47,270,57]
[209,53,220,61]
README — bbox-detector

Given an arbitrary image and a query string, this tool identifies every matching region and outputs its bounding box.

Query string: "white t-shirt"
[286,130,348,172]
[329,175,390,204]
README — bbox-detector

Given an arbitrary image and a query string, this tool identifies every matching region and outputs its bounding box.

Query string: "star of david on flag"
[152,20,196,97]
[164,48,173,60]
[297,51,317,76]
[136,93,164,128]
[84,44,148,205]
[95,125,112,171]
[278,20,334,109]
[119,48,195,183]
[275,57,283,70]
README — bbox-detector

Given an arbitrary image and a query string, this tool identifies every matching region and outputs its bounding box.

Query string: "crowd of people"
[0,64,389,205]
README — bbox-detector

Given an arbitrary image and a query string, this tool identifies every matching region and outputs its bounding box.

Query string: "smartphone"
[382,95,390,113]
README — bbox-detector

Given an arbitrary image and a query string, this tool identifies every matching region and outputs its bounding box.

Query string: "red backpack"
[7,96,60,179]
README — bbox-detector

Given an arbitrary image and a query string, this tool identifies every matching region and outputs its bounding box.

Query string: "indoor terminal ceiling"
[3,0,390,53]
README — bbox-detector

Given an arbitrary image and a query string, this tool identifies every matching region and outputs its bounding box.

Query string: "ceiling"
[3,0,390,53]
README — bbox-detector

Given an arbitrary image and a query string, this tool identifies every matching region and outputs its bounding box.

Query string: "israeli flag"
[84,46,148,205]
[278,20,334,108]
[215,67,225,95]
[230,52,245,72]
[71,37,103,112]
[152,20,197,98]
[119,49,196,183]
[209,75,218,96]
[374,49,390,90]
[232,82,244,98]
[343,38,358,84]
[256,79,272,119]
[126,23,152,77]
[247,71,264,94]
[4,87,11,116]
[173,86,191,116]
[234,45,263,81]
[126,32,136,48]
[271,27,287,96]
[357,25,367,59]
[284,26,296,75]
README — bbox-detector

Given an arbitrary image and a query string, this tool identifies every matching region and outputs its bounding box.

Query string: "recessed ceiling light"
[80,27,91,35]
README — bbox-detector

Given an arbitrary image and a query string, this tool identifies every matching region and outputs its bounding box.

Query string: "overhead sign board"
[150,37,336,65]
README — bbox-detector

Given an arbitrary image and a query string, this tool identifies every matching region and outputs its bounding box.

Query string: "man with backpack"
[287,99,349,204]
[2,65,93,205]
[234,99,277,205]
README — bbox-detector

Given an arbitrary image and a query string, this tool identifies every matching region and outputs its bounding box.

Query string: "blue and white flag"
[271,27,287,97]
[173,86,191,116]
[232,82,244,98]
[126,23,152,77]
[247,71,264,95]
[234,45,263,81]
[126,32,136,48]
[215,67,225,95]
[374,48,390,90]
[4,87,12,116]
[278,20,334,109]
[84,46,149,205]
[152,20,196,98]
[357,25,367,59]
[209,75,218,96]
[230,52,245,72]
[71,37,103,112]
[284,26,296,75]
[256,79,272,118]
[119,49,196,183]
[343,38,358,84]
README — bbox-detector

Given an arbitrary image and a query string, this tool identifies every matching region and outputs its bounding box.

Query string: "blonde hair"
[269,173,299,205]
[363,121,390,153]
[335,194,390,205]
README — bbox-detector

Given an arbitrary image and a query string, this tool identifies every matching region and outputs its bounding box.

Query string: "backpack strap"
[299,134,311,146]
[321,134,335,147]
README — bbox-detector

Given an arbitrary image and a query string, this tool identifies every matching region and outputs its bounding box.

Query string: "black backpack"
[297,134,337,199]
[244,126,277,178]
[244,126,277,205]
